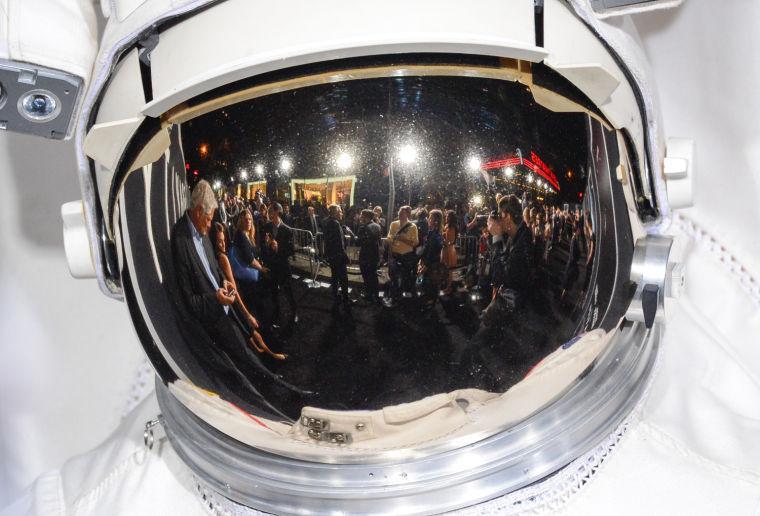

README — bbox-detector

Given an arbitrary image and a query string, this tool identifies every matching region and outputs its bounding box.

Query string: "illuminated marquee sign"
[481,151,560,191]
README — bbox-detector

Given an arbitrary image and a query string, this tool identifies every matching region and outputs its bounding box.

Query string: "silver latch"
[301,416,352,444]
[626,235,673,328]
[144,415,164,450]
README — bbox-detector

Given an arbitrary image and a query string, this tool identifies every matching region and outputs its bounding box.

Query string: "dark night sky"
[182,75,590,207]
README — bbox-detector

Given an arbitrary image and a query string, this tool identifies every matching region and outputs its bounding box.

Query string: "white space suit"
[1,1,759,514]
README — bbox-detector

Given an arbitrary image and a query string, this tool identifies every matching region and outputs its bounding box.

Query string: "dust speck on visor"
[113,60,635,457]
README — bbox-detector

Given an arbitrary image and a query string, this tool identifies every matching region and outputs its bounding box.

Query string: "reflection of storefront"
[242,181,267,199]
[291,175,356,206]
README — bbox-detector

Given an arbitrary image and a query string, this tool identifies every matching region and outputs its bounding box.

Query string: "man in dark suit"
[357,209,381,303]
[171,180,305,419]
[323,204,355,312]
[282,202,295,227]
[306,205,320,236]
[212,193,230,241]
[261,202,297,325]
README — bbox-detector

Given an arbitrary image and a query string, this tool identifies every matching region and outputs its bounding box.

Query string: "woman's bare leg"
[252,330,287,360]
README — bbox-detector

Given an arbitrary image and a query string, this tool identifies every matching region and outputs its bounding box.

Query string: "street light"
[398,143,418,164]
[467,156,481,172]
[336,152,353,171]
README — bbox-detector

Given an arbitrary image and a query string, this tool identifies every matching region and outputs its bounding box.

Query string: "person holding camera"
[460,194,535,386]
[385,205,419,305]
[477,194,534,331]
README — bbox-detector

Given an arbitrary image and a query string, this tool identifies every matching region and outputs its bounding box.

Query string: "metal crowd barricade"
[290,227,320,284]
[345,236,362,276]
[455,235,480,267]
[292,227,384,284]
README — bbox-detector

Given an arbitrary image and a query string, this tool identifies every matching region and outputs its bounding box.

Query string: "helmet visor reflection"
[116,68,631,451]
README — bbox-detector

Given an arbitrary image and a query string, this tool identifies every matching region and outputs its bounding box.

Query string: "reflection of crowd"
[174,180,595,383]
[218,184,597,312]
[170,180,308,418]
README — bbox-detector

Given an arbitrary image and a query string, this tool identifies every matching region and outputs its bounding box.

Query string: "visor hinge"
[301,417,352,445]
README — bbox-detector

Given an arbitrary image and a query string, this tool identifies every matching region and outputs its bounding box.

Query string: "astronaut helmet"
[62,0,687,512]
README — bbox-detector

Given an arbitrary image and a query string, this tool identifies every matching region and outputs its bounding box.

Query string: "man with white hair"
[175,180,235,314]
[171,180,306,418]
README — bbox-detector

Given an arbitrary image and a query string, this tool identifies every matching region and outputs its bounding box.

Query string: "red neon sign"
[482,151,560,191]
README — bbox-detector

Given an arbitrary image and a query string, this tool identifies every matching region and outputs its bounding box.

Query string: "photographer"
[478,194,534,330]
[461,194,535,387]
[385,206,419,304]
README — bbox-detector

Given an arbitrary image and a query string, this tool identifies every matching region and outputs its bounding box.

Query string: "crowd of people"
[172,179,596,381]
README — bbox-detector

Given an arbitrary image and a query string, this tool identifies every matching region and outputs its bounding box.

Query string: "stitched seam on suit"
[70,445,148,513]
[673,212,760,308]
[638,421,760,484]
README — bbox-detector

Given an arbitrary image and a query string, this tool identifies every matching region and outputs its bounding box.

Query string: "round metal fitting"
[17,89,62,122]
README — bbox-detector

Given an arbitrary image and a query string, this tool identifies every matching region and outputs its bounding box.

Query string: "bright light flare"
[398,144,418,164]
[255,164,264,176]
[336,152,353,171]
[212,180,222,189]
[280,157,292,172]
[467,156,481,172]
[239,169,248,180]
[471,194,484,207]
[504,166,515,177]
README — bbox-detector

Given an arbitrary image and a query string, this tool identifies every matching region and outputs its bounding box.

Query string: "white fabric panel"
[0,132,145,508]
[563,421,760,515]
[0,0,97,81]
